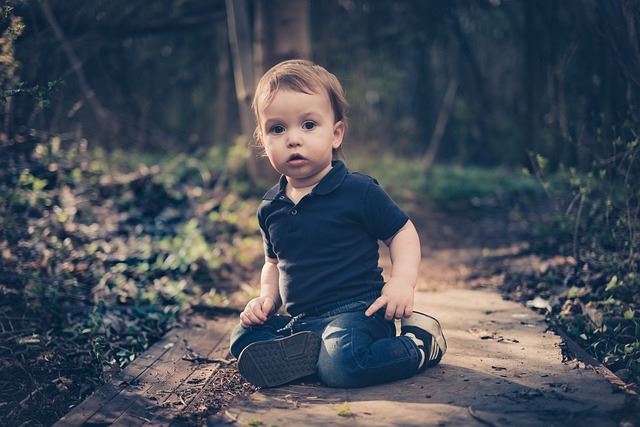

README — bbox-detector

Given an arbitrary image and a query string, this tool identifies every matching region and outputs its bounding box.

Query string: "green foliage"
[537,138,640,261]
[425,165,541,209]
[336,402,353,417]
[530,136,640,384]
[348,153,542,208]
[348,153,426,199]
[0,137,263,423]
[0,11,24,101]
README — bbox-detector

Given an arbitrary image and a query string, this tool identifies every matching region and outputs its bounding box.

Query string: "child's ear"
[332,121,345,149]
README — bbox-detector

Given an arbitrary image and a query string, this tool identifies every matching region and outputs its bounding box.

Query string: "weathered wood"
[75,333,190,426]
[54,315,236,426]
[90,318,231,425]
[225,289,632,427]
[110,318,235,426]
[152,339,235,426]
[53,332,180,426]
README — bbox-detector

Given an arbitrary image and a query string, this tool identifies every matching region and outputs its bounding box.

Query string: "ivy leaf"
[605,275,618,292]
[568,286,580,298]
[624,309,635,320]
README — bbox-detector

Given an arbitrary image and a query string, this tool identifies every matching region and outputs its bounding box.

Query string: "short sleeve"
[362,180,409,241]
[257,207,277,259]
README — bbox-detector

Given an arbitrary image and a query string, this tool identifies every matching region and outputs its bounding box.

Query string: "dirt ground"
[174,202,638,426]
[45,200,638,426]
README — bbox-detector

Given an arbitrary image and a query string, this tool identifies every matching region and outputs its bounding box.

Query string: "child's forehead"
[258,87,332,113]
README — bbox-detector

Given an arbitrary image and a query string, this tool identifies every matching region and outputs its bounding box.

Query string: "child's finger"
[240,312,253,328]
[240,315,257,328]
[244,310,263,325]
[248,302,266,320]
[365,296,387,316]
[385,302,398,320]
[403,305,414,318]
[261,298,275,317]
[393,305,405,319]
[252,306,267,322]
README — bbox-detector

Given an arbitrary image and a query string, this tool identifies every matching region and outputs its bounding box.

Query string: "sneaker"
[401,311,447,370]
[237,331,321,388]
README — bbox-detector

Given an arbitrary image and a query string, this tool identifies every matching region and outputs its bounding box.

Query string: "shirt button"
[290,209,298,215]
[278,195,285,200]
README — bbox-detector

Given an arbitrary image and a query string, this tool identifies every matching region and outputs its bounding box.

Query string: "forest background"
[1,0,639,425]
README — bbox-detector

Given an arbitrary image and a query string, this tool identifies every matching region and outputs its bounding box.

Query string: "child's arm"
[365,220,421,320]
[240,257,282,328]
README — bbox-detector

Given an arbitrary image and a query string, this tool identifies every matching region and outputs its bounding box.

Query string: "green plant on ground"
[347,152,542,208]
[527,137,640,384]
[337,401,353,417]
[0,137,263,424]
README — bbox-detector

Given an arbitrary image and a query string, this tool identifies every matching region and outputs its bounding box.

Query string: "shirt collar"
[262,160,348,201]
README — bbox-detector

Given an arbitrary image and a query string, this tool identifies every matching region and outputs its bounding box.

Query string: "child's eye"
[270,125,285,134]
[302,121,316,130]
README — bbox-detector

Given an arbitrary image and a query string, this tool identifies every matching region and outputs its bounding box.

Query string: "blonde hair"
[252,59,348,158]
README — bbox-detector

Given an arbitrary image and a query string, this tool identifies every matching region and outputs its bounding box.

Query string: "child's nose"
[286,131,303,147]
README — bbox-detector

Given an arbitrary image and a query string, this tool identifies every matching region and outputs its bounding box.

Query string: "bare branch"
[40,0,110,123]
[422,78,458,172]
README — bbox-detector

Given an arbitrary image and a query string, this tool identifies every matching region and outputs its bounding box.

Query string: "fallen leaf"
[468,328,495,339]
[526,296,551,312]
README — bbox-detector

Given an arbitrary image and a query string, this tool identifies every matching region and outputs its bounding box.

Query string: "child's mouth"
[287,154,308,166]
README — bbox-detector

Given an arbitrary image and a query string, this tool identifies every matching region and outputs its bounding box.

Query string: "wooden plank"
[162,338,235,426]
[79,329,192,425]
[115,323,234,426]
[165,331,233,409]
[53,330,182,427]
[84,324,212,425]
[53,381,125,427]
[54,315,236,426]
[105,317,235,426]
[551,321,638,396]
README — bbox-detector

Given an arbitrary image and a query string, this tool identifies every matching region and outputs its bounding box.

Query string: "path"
[55,206,638,426]
[218,288,629,426]
[53,315,240,426]
[213,206,636,426]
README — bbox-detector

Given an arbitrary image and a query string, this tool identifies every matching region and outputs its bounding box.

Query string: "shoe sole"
[237,331,321,388]
[402,311,447,356]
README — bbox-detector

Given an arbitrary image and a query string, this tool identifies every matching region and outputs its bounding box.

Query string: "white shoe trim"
[402,311,447,355]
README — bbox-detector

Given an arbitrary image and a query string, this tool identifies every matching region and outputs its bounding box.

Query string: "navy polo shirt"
[257,160,409,316]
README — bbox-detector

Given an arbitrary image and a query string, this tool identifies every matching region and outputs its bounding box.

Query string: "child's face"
[257,89,344,187]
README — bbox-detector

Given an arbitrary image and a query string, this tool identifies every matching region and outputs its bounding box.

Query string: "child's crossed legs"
[230,301,424,388]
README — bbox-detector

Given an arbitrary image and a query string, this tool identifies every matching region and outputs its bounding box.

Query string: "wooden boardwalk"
[55,288,638,426]
[220,289,633,427]
[54,315,236,426]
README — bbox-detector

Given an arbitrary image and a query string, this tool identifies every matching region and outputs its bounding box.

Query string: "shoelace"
[276,313,306,334]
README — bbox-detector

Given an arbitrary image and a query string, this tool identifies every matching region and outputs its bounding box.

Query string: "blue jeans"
[229,294,422,388]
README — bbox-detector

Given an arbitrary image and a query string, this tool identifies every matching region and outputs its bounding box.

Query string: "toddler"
[229,59,446,388]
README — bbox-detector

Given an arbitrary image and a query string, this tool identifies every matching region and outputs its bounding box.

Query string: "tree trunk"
[40,0,113,136]
[451,9,490,163]
[257,0,311,71]
[213,24,232,145]
[599,0,640,129]
[422,77,458,172]
[225,0,311,185]
[523,0,537,165]
[226,0,270,184]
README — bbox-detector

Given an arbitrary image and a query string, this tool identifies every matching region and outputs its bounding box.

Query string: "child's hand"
[365,279,414,320]
[240,296,277,328]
